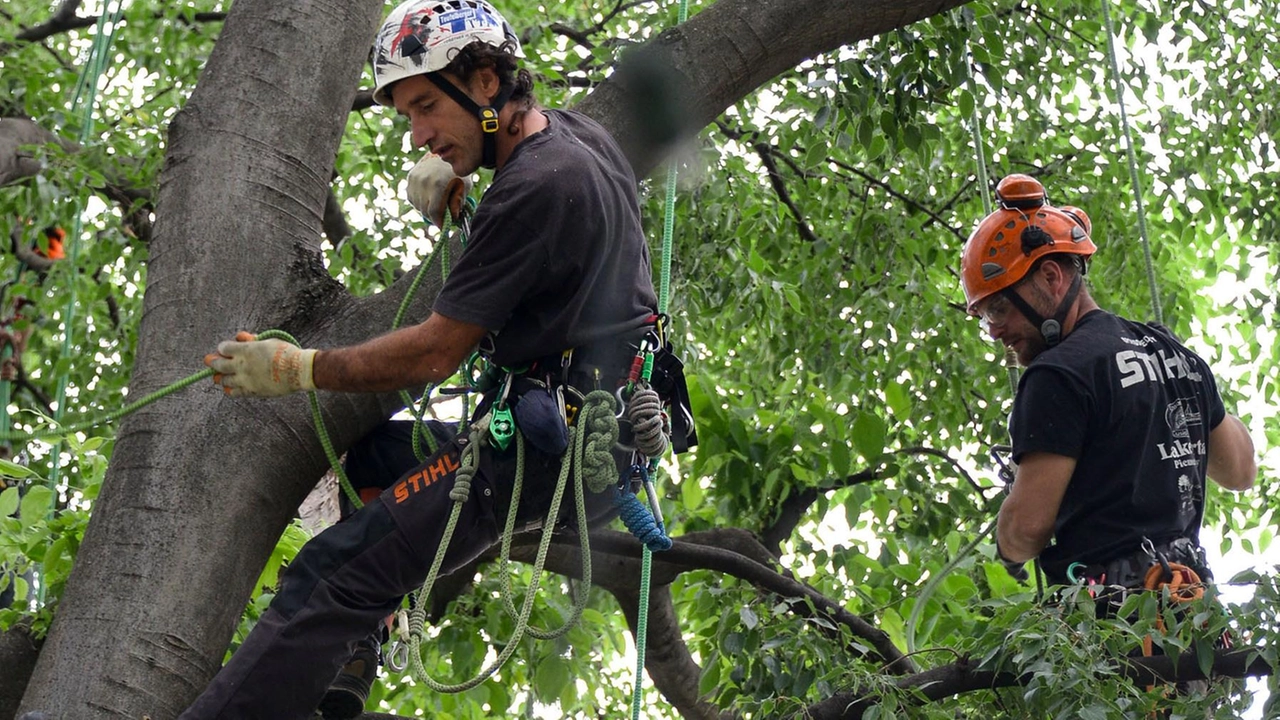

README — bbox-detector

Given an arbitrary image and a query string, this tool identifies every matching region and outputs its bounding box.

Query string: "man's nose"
[411,119,433,149]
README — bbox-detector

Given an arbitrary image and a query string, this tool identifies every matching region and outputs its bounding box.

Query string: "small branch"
[825,158,966,242]
[761,467,888,554]
[753,141,821,244]
[322,187,352,245]
[521,0,649,49]
[891,445,984,495]
[6,8,226,48]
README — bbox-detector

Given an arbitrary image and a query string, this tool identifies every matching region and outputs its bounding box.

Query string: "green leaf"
[532,657,570,701]
[0,459,40,481]
[830,440,851,478]
[1194,635,1215,679]
[0,487,18,517]
[20,485,54,526]
[885,381,911,418]
[699,655,722,696]
[957,88,975,119]
[681,476,704,510]
[851,411,887,461]
[740,606,759,630]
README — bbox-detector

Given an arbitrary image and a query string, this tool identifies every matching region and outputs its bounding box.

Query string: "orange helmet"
[960,175,1096,313]
[39,227,66,261]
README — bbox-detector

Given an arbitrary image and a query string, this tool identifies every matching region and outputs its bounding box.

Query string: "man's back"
[433,109,657,368]
[1010,310,1226,577]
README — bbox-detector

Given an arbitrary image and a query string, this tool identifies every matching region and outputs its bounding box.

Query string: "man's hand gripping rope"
[204,331,317,398]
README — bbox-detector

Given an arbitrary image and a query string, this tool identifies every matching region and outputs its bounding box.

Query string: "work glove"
[406,153,472,229]
[204,331,317,398]
[996,543,1030,583]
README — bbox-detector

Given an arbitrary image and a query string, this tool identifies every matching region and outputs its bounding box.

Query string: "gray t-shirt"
[433,109,657,369]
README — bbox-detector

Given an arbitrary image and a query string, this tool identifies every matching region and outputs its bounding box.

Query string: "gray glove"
[406,153,472,228]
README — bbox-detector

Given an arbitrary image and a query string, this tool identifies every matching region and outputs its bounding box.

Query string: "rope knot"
[614,488,672,552]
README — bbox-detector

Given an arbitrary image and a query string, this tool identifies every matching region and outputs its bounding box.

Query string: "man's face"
[392,73,488,175]
[974,277,1054,366]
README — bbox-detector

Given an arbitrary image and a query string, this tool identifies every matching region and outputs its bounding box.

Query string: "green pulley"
[489,404,515,450]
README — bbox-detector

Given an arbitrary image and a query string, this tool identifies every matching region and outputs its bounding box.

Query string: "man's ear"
[1040,258,1069,294]
[472,66,500,105]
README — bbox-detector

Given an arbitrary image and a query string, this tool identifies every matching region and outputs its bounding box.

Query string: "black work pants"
[179,421,578,720]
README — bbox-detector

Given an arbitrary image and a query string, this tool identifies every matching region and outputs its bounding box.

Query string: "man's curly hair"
[443,40,537,127]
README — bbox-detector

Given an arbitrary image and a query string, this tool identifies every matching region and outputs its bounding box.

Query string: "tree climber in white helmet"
[182,1,693,718]
[961,174,1256,600]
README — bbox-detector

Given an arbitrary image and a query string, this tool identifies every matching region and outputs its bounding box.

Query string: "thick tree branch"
[557,529,915,674]
[802,647,1276,719]
[575,0,971,179]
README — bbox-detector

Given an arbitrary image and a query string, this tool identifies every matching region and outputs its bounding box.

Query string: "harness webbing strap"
[425,73,515,169]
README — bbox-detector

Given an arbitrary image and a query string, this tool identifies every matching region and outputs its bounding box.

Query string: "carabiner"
[1066,562,1087,585]
[386,641,410,673]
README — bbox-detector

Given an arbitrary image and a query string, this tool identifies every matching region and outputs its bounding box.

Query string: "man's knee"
[274,500,399,618]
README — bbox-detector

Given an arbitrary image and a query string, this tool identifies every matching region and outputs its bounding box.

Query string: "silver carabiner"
[386,640,410,673]
[1140,536,1157,559]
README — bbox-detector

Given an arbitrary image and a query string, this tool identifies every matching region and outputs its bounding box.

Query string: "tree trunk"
[16,1,968,717]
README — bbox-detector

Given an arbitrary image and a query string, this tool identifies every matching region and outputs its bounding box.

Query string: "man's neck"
[495,107,549,170]
[1062,296,1101,337]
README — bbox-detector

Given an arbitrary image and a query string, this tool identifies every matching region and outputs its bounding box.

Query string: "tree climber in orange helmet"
[960,174,1256,596]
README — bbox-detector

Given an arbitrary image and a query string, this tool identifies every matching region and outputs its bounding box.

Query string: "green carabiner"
[1066,562,1087,585]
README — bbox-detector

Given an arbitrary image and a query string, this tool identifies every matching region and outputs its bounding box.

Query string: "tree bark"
[16,1,970,718]
[0,622,41,720]
[16,0,388,717]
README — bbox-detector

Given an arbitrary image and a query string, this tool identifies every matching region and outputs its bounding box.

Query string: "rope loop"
[450,418,489,502]
[625,385,668,459]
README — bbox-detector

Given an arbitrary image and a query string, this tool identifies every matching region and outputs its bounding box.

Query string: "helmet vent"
[401,34,426,57]
[981,262,1005,280]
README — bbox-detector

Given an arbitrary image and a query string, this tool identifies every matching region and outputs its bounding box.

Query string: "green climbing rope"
[632,1,689,715]
[402,390,620,691]
[1099,0,1163,326]
[956,10,1019,396]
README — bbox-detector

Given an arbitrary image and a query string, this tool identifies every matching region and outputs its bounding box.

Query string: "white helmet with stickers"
[372,0,522,108]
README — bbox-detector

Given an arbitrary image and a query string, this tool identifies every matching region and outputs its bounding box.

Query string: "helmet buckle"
[479,107,500,133]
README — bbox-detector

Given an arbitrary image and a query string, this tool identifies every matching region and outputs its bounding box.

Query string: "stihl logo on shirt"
[1115,347,1203,388]
[393,450,462,503]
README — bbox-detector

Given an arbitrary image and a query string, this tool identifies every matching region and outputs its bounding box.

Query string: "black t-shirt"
[1009,310,1226,578]
[432,109,657,370]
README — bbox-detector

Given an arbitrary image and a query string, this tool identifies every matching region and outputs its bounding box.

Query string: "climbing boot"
[318,638,380,719]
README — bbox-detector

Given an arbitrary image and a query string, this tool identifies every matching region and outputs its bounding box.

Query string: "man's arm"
[1206,414,1257,491]
[312,312,489,393]
[996,451,1076,562]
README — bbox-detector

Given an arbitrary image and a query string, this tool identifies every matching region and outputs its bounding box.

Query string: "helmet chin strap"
[1000,273,1083,348]
[425,73,515,169]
